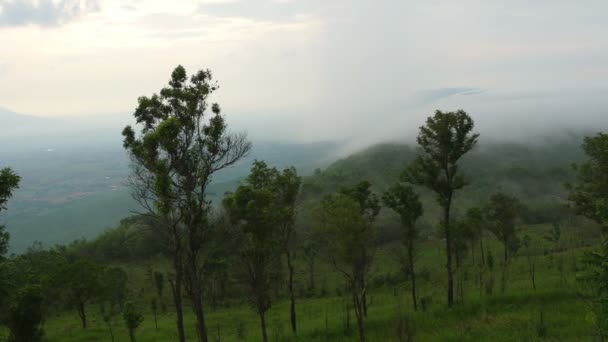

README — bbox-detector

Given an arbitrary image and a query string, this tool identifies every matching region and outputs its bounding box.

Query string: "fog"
[1,0,607,148]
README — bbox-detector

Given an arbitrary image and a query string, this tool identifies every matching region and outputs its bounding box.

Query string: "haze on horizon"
[1,0,607,144]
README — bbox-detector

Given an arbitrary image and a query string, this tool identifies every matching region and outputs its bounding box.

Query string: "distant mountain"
[0,107,47,125]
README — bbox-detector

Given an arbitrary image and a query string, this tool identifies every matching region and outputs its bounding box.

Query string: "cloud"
[197,0,322,21]
[0,0,100,27]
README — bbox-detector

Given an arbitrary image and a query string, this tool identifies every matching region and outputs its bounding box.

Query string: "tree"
[123,301,144,342]
[101,267,128,309]
[5,285,44,342]
[567,133,608,338]
[223,161,299,342]
[484,192,523,293]
[122,65,251,342]
[301,225,321,293]
[315,193,375,342]
[484,193,522,265]
[0,167,20,258]
[100,302,120,342]
[567,133,608,227]
[274,166,301,334]
[382,183,423,311]
[58,258,102,329]
[403,110,479,307]
[339,181,380,316]
[522,235,537,291]
[0,167,20,323]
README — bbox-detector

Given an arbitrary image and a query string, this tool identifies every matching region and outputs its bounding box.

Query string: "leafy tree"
[101,267,128,309]
[340,181,380,316]
[545,221,562,252]
[5,285,44,342]
[484,193,523,264]
[463,207,486,266]
[567,133,608,338]
[522,235,537,291]
[403,110,479,307]
[58,258,102,328]
[100,302,120,342]
[484,192,523,293]
[0,167,20,325]
[223,161,299,341]
[567,133,608,226]
[382,183,423,311]
[301,225,321,293]
[123,301,144,342]
[0,167,20,258]
[122,65,251,342]
[273,165,301,334]
[315,193,375,342]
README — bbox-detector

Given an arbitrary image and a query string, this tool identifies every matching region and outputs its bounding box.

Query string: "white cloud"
[0,0,607,143]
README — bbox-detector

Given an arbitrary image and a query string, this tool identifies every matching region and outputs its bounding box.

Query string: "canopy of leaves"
[382,183,423,239]
[403,110,479,206]
[568,133,608,225]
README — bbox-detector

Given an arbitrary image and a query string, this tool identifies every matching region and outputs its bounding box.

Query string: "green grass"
[2,222,597,342]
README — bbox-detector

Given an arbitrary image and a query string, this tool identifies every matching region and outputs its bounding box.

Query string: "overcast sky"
[1,0,607,143]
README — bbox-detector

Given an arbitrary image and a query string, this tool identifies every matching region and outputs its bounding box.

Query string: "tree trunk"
[170,251,186,342]
[407,239,418,311]
[153,308,158,330]
[479,235,485,266]
[106,322,115,342]
[308,255,315,291]
[184,218,208,342]
[191,293,208,342]
[352,290,366,342]
[259,310,269,342]
[77,301,87,329]
[444,199,454,307]
[287,251,297,334]
[362,281,368,317]
[528,252,536,291]
[128,328,135,342]
[186,255,208,342]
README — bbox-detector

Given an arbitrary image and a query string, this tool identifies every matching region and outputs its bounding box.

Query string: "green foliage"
[569,132,608,338]
[340,181,381,222]
[0,167,20,257]
[223,160,300,341]
[567,133,608,225]
[484,193,524,263]
[402,110,479,207]
[5,285,44,342]
[123,301,144,342]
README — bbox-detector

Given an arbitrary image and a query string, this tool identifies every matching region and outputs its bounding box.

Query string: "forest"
[1,66,608,342]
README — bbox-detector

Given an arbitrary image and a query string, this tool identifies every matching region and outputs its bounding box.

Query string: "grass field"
[1,222,598,342]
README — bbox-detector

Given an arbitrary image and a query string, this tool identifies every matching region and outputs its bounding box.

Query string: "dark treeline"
[1,66,608,342]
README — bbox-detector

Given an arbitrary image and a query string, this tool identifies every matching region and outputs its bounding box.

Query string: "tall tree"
[403,110,479,307]
[315,193,375,342]
[0,167,20,258]
[275,166,301,334]
[339,181,380,316]
[567,133,608,338]
[123,302,144,342]
[382,183,423,311]
[484,192,523,293]
[223,161,298,342]
[484,193,523,265]
[122,65,251,342]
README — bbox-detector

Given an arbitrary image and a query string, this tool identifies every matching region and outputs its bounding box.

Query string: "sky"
[1,0,607,143]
